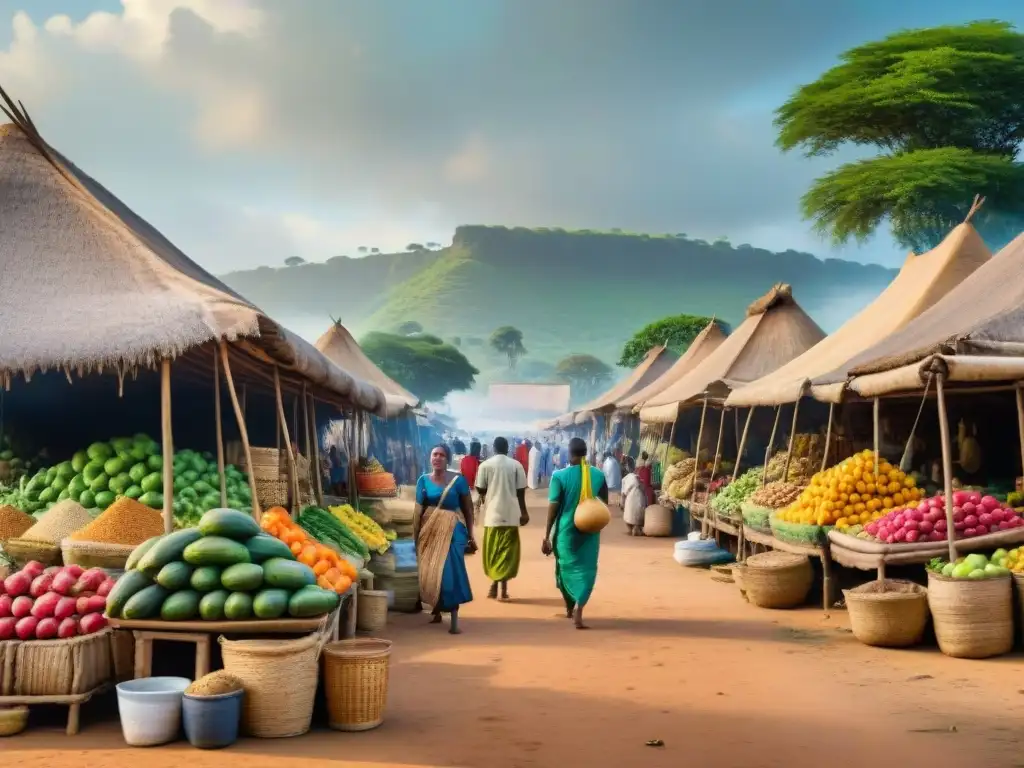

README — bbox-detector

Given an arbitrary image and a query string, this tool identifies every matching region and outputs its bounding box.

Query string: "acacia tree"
[776,21,1024,251]
[361,332,478,403]
[489,326,527,369]
[555,354,613,402]
[619,314,722,368]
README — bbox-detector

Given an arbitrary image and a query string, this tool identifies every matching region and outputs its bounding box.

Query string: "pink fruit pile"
[865,491,1024,544]
[0,561,113,640]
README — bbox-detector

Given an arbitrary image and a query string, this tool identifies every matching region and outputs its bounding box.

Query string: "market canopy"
[727,217,991,407]
[638,284,825,424]
[570,345,678,425]
[615,319,728,412]
[0,92,387,415]
[314,320,419,417]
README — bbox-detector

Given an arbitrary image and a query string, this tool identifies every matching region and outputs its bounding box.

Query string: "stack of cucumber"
[106,508,340,622]
[298,506,370,562]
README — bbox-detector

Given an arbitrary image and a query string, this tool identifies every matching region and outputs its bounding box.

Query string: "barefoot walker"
[543,437,608,629]
[415,444,476,633]
[476,436,529,600]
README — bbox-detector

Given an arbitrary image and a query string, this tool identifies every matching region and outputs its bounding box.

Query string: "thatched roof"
[314,320,418,416]
[729,217,991,406]
[615,319,727,411]
[0,90,387,414]
[638,284,825,423]
[565,345,678,425]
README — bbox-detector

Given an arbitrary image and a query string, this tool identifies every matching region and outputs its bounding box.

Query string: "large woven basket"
[13,628,112,696]
[4,538,61,568]
[927,571,1012,659]
[322,639,393,731]
[255,478,289,509]
[0,640,20,696]
[732,563,748,601]
[844,579,929,648]
[247,447,284,480]
[220,616,333,738]
[643,504,673,537]
[0,705,28,737]
[742,551,812,609]
[60,539,134,570]
[356,590,388,634]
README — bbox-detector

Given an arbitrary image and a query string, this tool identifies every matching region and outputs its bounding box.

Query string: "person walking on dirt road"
[475,436,529,601]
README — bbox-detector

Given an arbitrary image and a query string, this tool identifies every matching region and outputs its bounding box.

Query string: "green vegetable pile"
[710,467,764,516]
[298,506,370,561]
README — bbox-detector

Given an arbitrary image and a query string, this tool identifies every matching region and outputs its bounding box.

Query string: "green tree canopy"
[775,20,1024,251]
[618,315,723,368]
[360,332,478,403]
[555,354,613,402]
[489,326,527,369]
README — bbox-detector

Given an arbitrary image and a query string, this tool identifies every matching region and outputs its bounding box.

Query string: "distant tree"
[489,326,527,369]
[555,355,613,400]
[357,246,368,254]
[618,314,722,368]
[775,20,1024,251]
[361,332,478,403]
[397,321,424,336]
[284,256,306,267]
[370,248,380,254]
[426,242,442,249]
[406,243,425,251]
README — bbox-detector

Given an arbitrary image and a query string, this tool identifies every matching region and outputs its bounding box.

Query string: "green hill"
[219,227,897,386]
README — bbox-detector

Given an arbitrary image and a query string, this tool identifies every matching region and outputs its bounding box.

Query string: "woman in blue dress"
[415,444,476,633]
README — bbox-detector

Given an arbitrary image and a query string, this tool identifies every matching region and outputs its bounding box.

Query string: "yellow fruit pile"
[776,450,922,528]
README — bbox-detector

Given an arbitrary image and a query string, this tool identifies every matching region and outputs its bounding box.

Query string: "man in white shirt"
[476,436,530,601]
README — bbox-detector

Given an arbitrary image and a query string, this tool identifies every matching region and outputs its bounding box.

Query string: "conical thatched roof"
[315,320,419,416]
[638,284,825,423]
[0,90,387,414]
[565,345,678,425]
[730,215,991,406]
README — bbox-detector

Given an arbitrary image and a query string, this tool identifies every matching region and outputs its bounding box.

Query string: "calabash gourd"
[574,462,610,533]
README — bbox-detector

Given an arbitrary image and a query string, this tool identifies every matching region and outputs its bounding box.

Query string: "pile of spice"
[69,497,163,545]
[185,671,244,696]
[0,505,35,541]
[19,501,92,544]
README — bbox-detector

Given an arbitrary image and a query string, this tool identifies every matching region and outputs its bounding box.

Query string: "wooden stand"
[0,684,109,735]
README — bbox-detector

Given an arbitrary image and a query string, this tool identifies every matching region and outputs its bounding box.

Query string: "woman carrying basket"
[415,444,476,634]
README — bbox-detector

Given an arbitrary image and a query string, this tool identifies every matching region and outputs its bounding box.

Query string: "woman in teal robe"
[543,437,608,629]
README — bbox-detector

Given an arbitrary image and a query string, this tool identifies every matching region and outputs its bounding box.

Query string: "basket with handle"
[322,638,393,731]
[219,610,337,738]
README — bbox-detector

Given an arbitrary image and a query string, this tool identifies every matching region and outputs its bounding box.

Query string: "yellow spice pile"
[20,501,93,544]
[0,505,35,541]
[69,497,163,545]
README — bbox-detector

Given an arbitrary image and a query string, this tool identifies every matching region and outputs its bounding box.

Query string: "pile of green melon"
[18,435,252,523]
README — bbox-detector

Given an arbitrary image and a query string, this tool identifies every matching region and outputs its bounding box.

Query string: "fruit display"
[68,497,164,546]
[0,504,35,541]
[710,468,763,518]
[107,508,343,621]
[0,561,113,639]
[764,435,823,485]
[299,506,370,561]
[661,458,698,504]
[997,546,1024,572]
[775,450,922,527]
[841,490,1024,541]
[328,503,391,554]
[355,456,398,497]
[260,507,357,594]
[926,552,1010,579]
[749,481,803,509]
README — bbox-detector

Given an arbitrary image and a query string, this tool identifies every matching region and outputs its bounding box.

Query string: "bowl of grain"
[182,672,245,750]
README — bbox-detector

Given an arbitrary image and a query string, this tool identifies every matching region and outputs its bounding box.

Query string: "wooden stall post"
[781,398,801,483]
[666,415,679,457]
[762,405,782,488]
[707,407,728,542]
[936,376,958,564]
[873,397,881,480]
[213,348,227,507]
[1016,386,1024,485]
[272,366,301,516]
[820,402,834,474]
[219,341,261,520]
[160,358,174,534]
[309,394,324,504]
[732,407,755,482]
[688,397,709,504]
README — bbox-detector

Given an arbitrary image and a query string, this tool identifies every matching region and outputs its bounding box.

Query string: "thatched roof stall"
[638,284,825,424]
[569,345,678,426]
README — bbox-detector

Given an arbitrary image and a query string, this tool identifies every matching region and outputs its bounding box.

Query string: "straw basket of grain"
[643,504,673,537]
[219,614,335,738]
[61,539,135,570]
[322,638,393,731]
[742,551,812,609]
[13,628,112,696]
[844,579,929,648]
[4,538,61,567]
[927,571,1012,659]
[356,590,388,634]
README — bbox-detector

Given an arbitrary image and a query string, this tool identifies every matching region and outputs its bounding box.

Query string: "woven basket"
[13,628,112,696]
[220,616,333,738]
[358,569,374,591]
[643,504,673,537]
[732,563,748,601]
[0,706,28,737]
[0,640,19,696]
[356,590,389,634]
[927,571,1012,659]
[255,478,289,509]
[322,639,393,731]
[742,551,812,609]
[844,579,929,648]
[248,447,283,478]
[4,538,61,567]
[60,539,135,570]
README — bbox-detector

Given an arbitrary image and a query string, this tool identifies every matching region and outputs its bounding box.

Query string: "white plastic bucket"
[687,531,702,541]
[116,676,191,746]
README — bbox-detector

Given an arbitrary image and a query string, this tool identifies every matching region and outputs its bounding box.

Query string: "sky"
[1,0,1022,274]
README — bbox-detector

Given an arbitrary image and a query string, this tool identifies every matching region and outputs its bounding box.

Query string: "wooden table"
[741,526,834,611]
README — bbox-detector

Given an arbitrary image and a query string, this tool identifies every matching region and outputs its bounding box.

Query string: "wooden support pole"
[781,399,801,482]
[273,366,301,516]
[709,407,727,488]
[1017,387,1024,487]
[219,341,261,520]
[301,383,311,503]
[688,397,709,503]
[309,394,323,504]
[213,349,227,507]
[873,397,881,480]
[762,404,782,487]
[732,407,755,482]
[160,358,174,534]
[936,376,957,563]
[667,415,679,456]
[821,402,834,474]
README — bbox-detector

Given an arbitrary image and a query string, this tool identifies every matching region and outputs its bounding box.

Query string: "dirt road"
[7,491,1024,767]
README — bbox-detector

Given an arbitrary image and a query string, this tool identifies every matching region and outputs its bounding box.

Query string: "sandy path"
[6,490,1024,767]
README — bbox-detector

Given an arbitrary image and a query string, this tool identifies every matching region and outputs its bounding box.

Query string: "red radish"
[964,514,979,528]
[929,531,945,541]
[79,613,106,635]
[35,617,58,639]
[29,572,54,598]
[905,529,920,543]
[97,578,115,597]
[11,595,32,618]
[75,596,91,615]
[32,592,61,618]
[0,617,15,639]
[21,561,44,579]
[85,595,107,614]
[952,491,968,507]
[78,569,106,593]
[904,519,919,531]
[917,501,930,514]
[919,520,934,535]
[953,509,965,523]
[1000,520,1012,530]
[894,528,907,542]
[50,571,76,596]
[15,616,38,640]
[62,564,84,579]
[54,596,76,621]
[979,513,993,527]
[935,518,947,532]
[962,501,977,515]
[57,617,78,639]
[909,509,924,522]
[3,572,30,598]
[0,595,11,618]
[964,527,977,537]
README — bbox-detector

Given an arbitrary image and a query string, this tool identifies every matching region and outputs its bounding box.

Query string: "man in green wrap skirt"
[543,437,608,629]
[475,436,530,601]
